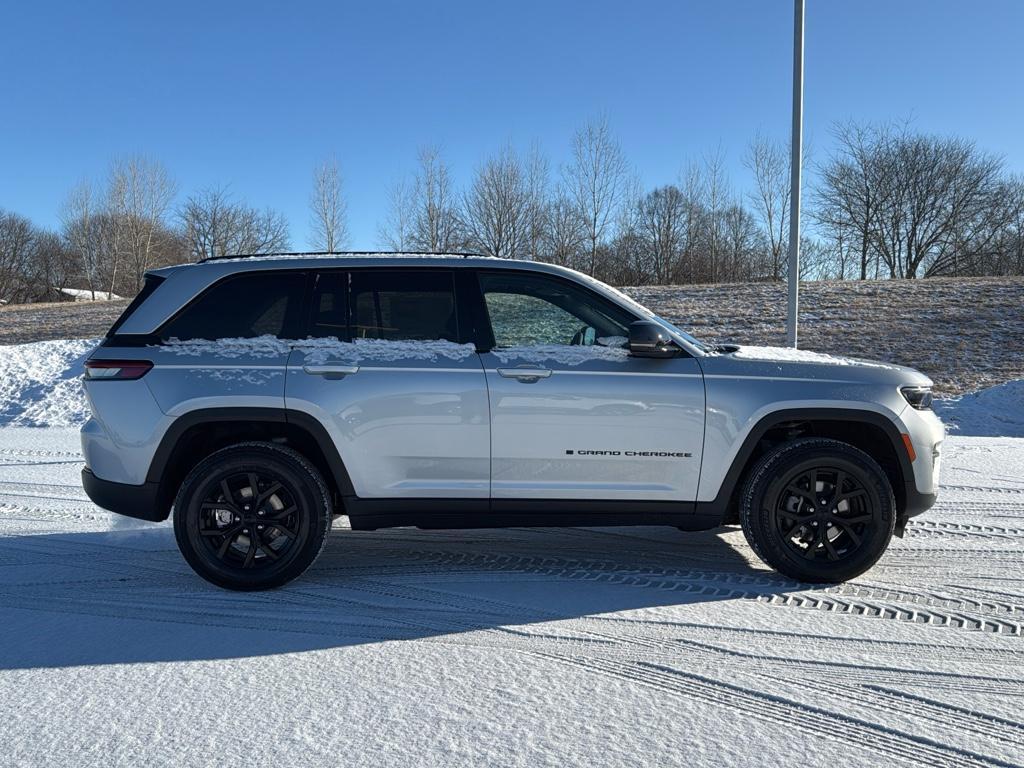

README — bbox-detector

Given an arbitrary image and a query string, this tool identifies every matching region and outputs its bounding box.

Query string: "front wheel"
[739,438,896,583]
[173,442,332,590]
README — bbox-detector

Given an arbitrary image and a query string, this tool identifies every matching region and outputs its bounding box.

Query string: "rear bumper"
[81,468,167,522]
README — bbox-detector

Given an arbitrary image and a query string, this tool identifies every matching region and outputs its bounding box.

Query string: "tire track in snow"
[369,549,1024,634]
[525,651,1019,768]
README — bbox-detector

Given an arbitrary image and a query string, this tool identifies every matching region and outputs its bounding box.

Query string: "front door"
[474,270,705,502]
[284,268,490,499]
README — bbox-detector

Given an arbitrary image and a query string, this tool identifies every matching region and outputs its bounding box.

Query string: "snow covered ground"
[2,429,1023,767]
[1,338,1023,766]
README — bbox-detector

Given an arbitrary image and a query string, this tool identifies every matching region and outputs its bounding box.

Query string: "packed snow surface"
[1,427,1023,766]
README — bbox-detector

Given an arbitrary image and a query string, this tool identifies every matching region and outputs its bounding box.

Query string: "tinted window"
[479,272,633,347]
[350,270,457,341]
[308,272,349,339]
[160,272,305,341]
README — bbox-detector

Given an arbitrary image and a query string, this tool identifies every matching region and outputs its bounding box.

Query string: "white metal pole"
[787,0,805,348]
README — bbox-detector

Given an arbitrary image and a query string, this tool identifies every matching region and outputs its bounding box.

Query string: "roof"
[198,250,489,264]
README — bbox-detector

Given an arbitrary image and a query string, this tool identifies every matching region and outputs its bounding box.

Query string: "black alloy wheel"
[739,438,896,583]
[173,442,332,590]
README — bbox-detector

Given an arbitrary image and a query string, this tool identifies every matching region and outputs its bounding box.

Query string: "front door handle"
[497,367,552,382]
[303,364,359,378]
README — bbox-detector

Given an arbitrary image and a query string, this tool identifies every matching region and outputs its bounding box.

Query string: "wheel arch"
[700,408,913,525]
[147,407,355,521]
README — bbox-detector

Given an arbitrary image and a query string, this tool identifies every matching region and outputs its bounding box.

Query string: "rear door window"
[159,272,306,341]
[349,270,458,341]
[308,272,350,339]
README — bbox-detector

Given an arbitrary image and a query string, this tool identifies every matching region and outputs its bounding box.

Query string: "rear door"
[474,269,705,502]
[284,268,490,499]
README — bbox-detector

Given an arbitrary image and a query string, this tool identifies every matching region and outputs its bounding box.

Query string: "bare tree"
[462,145,531,259]
[700,148,731,283]
[873,132,1004,278]
[524,143,550,262]
[107,155,178,292]
[637,186,687,284]
[564,116,628,274]
[59,180,102,299]
[378,176,415,251]
[0,210,35,302]
[25,230,78,301]
[308,156,348,252]
[543,192,586,270]
[411,145,462,252]
[720,203,762,282]
[815,122,896,279]
[179,186,290,261]
[744,134,790,280]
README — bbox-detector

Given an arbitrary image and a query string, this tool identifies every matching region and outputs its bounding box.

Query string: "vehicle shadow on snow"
[0,523,807,670]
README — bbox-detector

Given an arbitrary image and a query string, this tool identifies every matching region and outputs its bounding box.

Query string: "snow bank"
[935,379,1024,437]
[0,338,99,427]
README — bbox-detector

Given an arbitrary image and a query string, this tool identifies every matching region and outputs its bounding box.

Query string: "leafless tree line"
[0,155,304,303]
[2,119,1022,305]
[814,121,1023,279]
[379,117,1024,286]
[0,153,357,302]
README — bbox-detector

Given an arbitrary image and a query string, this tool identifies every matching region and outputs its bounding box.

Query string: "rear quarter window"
[158,272,306,341]
[106,275,165,337]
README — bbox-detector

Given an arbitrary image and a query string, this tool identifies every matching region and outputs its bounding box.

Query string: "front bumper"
[81,468,166,522]
[896,485,938,536]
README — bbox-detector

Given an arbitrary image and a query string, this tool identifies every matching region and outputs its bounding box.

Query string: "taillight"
[83,359,153,380]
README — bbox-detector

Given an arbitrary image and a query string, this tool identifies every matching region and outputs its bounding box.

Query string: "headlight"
[900,385,933,410]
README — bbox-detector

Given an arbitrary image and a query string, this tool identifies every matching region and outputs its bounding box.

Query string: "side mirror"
[628,321,679,358]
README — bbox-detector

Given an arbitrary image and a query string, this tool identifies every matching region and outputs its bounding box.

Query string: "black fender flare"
[697,407,915,519]
[146,407,356,515]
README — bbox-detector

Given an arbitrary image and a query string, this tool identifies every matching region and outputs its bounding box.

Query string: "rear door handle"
[303,364,359,377]
[497,367,552,382]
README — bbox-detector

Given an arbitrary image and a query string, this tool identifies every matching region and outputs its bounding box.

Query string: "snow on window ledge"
[157,336,478,363]
[489,344,631,366]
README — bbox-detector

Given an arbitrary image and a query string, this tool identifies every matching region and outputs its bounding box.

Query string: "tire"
[172,442,332,590]
[739,438,895,583]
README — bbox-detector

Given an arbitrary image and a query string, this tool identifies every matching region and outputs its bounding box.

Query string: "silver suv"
[80,253,943,590]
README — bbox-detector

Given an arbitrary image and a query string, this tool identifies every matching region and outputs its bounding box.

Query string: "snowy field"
[1,339,1023,766]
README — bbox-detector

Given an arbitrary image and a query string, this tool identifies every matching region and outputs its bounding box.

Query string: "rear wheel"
[739,438,895,583]
[173,442,332,590]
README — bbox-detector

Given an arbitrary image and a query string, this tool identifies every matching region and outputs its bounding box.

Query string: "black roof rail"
[198,250,488,264]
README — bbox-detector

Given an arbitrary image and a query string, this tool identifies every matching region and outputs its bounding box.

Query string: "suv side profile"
[81,253,943,590]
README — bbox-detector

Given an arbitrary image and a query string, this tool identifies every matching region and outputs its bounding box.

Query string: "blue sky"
[2,0,1022,248]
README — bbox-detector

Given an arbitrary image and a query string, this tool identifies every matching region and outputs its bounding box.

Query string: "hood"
[707,344,933,387]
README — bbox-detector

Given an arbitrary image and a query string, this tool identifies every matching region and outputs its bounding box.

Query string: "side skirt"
[343,497,722,532]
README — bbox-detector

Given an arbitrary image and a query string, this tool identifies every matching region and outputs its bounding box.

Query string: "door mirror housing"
[628,321,680,358]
